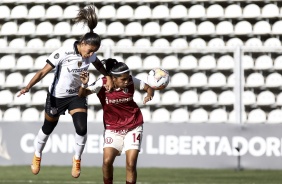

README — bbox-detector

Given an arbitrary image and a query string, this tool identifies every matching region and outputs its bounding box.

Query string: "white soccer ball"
[147,68,170,90]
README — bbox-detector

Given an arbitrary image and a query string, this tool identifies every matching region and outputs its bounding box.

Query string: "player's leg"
[123,125,143,184]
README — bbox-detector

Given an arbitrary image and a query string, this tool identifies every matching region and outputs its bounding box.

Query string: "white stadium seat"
[234,21,252,35]
[228,110,247,124]
[45,5,63,19]
[161,22,178,36]
[45,38,61,49]
[143,55,161,69]
[171,38,188,48]
[140,108,151,122]
[225,4,242,18]
[151,108,170,123]
[226,38,244,47]
[152,5,169,19]
[199,90,217,106]
[5,72,23,87]
[218,90,234,106]
[206,4,224,18]
[16,55,34,70]
[265,73,282,88]
[54,22,71,35]
[63,5,80,19]
[253,21,271,35]
[22,108,40,122]
[256,90,275,106]
[190,108,208,123]
[254,55,273,70]
[188,4,205,18]
[245,38,263,47]
[262,4,279,18]
[13,92,31,105]
[264,38,281,47]
[208,38,225,48]
[198,21,216,35]
[179,21,197,36]
[1,22,18,35]
[28,5,45,19]
[0,5,10,19]
[208,72,226,88]
[162,55,179,70]
[217,55,234,71]
[198,55,216,70]
[161,90,179,105]
[216,21,234,35]
[243,91,256,106]
[180,90,198,106]
[125,22,142,36]
[209,109,228,123]
[0,90,13,105]
[10,5,28,19]
[190,72,208,88]
[134,5,151,19]
[143,22,160,36]
[170,5,187,19]
[274,56,282,70]
[179,55,197,70]
[189,38,206,48]
[125,56,142,70]
[36,22,53,35]
[152,38,170,48]
[272,20,282,35]
[31,90,47,105]
[116,5,134,19]
[3,108,21,122]
[107,21,124,36]
[170,108,189,123]
[247,109,266,124]
[27,38,44,49]
[267,109,282,124]
[245,72,264,88]
[242,55,255,70]
[99,5,116,19]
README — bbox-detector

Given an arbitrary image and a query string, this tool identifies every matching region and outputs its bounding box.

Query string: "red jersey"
[89,76,144,130]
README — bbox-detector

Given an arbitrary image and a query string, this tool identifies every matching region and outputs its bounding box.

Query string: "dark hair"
[73,5,101,48]
[103,58,129,77]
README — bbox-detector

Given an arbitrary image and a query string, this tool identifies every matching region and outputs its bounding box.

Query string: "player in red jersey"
[78,58,154,184]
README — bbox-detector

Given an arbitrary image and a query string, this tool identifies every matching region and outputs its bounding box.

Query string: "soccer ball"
[147,68,170,90]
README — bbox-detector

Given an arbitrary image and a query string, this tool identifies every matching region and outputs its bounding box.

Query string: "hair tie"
[111,69,129,74]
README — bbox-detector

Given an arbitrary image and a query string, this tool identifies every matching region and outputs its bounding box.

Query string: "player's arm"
[143,83,154,105]
[17,63,54,97]
[78,71,92,97]
[92,57,113,91]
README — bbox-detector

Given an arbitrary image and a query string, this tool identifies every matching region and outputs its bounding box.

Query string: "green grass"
[0,166,282,184]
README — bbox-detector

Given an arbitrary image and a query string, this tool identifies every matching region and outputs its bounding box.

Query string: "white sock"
[34,128,49,158]
[74,133,87,160]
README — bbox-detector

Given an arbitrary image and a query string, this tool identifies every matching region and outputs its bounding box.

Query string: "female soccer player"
[78,58,154,184]
[17,5,113,178]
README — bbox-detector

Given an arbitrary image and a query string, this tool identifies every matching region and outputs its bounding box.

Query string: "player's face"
[80,43,98,58]
[114,73,130,89]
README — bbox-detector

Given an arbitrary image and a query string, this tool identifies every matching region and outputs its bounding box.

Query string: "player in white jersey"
[17,5,113,178]
[78,58,155,184]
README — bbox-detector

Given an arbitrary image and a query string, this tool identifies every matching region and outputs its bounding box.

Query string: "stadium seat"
[152,5,169,19]
[207,38,225,48]
[272,20,282,35]
[0,72,5,86]
[190,108,208,123]
[242,55,255,70]
[254,55,273,70]
[188,4,205,18]
[133,90,142,105]
[274,56,282,70]
[45,5,63,19]
[276,92,282,106]
[216,21,234,35]
[151,108,170,123]
[107,21,124,36]
[171,38,188,48]
[209,109,228,123]
[199,90,217,106]
[10,5,28,19]
[34,55,48,70]
[245,72,265,88]
[30,89,47,105]
[179,21,197,36]
[228,110,247,124]
[247,109,266,124]
[41,73,54,87]
[206,4,224,18]
[143,22,160,36]
[16,55,34,70]
[36,22,53,36]
[243,90,256,106]
[208,72,226,88]
[1,22,18,35]
[234,21,252,35]
[13,92,31,105]
[3,108,21,122]
[0,38,7,48]
[0,55,16,70]
[63,5,79,19]
[28,5,45,19]
[161,90,179,105]
[170,5,187,19]
[226,38,244,47]
[134,38,151,48]
[225,4,242,18]
[134,5,151,19]
[99,5,116,19]
[5,72,23,87]
[218,90,234,106]
[189,72,208,88]
[161,22,178,36]
[87,109,95,123]
[170,108,189,123]
[101,38,115,48]
[198,55,216,70]
[189,38,206,48]
[9,38,26,49]
[256,90,276,106]
[135,72,148,83]
[243,4,260,18]
[144,91,160,106]
[262,4,279,18]
[116,5,133,19]
[27,38,44,49]
[22,108,40,122]
[267,109,282,124]
[263,79,280,98]
[45,38,61,49]
[88,94,100,105]
[125,55,142,70]
[253,21,271,35]
[180,90,198,106]
[95,109,103,122]
[143,55,161,69]
[245,38,263,47]
[62,38,76,47]
[162,55,179,70]
[95,21,106,35]
[179,55,198,70]
[0,5,10,19]
[198,21,216,35]
[152,38,170,48]
[0,90,13,105]
[125,22,142,36]
[217,55,234,71]
[71,22,89,36]
[116,39,133,48]
[59,114,73,123]
[54,22,71,35]
[264,38,281,47]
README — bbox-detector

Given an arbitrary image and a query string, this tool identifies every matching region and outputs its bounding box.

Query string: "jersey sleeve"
[87,78,103,93]
[132,76,146,90]
[47,47,66,67]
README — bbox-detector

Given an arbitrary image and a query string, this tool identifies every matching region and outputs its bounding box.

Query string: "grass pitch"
[0,166,282,184]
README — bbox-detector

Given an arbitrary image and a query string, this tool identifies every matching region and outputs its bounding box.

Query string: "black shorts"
[45,92,87,118]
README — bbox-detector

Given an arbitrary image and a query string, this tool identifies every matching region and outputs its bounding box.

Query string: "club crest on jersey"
[123,88,128,93]
[54,53,59,59]
[77,61,82,68]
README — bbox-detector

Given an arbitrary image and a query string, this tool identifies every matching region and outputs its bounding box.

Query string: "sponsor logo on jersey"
[105,97,133,104]
[77,61,82,68]
[65,51,75,55]
[67,67,88,73]
[66,88,79,94]
[54,53,59,59]
[105,137,113,144]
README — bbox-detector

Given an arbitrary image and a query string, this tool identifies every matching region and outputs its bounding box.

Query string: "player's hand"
[80,71,89,84]
[105,76,114,92]
[143,96,153,104]
[17,87,29,97]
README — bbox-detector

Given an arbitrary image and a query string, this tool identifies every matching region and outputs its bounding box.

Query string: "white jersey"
[47,41,97,98]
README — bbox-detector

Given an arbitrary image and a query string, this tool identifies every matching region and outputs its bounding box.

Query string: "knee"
[42,118,58,135]
[126,161,137,172]
[72,112,87,136]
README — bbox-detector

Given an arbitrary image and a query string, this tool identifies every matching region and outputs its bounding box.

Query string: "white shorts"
[103,125,143,155]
